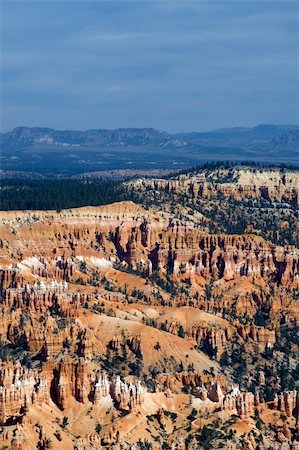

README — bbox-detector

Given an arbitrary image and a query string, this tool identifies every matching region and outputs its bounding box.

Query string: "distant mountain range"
[0,124,298,176]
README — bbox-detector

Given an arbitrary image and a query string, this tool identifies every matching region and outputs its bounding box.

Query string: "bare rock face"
[208,382,224,402]
[237,325,276,351]
[75,358,90,404]
[128,168,299,206]
[0,361,49,425]
[0,268,26,290]
[0,190,298,449]
[196,385,208,401]
[49,358,146,412]
[274,391,299,418]
[222,385,255,422]
[110,376,144,411]
[190,325,229,358]
[77,330,94,359]
[235,392,256,422]
[52,357,75,410]
[109,333,123,351]
[93,372,110,404]
[127,335,142,356]
[2,204,299,294]
[165,321,231,359]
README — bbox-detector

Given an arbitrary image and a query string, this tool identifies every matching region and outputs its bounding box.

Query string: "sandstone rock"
[110,376,144,411]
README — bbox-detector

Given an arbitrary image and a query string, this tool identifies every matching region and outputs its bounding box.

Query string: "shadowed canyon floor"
[0,166,298,449]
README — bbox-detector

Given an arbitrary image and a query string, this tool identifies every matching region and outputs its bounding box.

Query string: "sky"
[1,1,298,133]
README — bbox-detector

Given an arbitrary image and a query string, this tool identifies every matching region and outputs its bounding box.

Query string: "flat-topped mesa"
[0,361,49,425]
[128,168,299,206]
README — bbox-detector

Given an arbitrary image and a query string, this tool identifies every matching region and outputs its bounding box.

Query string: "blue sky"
[1,1,298,132]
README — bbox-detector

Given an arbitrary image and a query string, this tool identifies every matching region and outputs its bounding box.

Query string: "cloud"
[1,0,298,132]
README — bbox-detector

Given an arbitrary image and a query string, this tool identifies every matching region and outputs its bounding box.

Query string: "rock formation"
[0,167,298,448]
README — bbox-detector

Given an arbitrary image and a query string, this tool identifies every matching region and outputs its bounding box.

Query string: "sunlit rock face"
[0,166,298,449]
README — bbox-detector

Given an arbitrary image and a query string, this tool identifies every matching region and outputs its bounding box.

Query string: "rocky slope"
[0,167,299,450]
[127,165,299,245]
[0,167,298,449]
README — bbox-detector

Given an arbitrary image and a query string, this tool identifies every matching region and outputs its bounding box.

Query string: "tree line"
[0,179,130,210]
